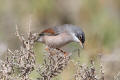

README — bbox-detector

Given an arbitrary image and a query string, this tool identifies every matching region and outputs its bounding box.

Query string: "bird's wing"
[39,24,81,36]
[40,28,58,36]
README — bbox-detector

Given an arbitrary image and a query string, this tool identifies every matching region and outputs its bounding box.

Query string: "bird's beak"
[79,41,84,48]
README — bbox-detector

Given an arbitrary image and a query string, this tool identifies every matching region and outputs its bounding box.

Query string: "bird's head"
[72,32,85,48]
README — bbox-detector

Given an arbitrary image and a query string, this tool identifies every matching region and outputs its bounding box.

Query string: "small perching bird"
[36,24,85,55]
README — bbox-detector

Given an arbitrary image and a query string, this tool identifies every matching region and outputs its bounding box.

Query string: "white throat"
[71,33,80,42]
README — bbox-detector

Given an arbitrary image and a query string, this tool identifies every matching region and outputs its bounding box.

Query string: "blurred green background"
[0,0,120,80]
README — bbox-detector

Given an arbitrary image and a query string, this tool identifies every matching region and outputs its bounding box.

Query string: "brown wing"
[39,28,57,36]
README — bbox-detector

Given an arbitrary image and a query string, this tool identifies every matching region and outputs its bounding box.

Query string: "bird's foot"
[45,47,49,51]
[63,52,68,57]
[45,47,68,56]
[45,47,56,56]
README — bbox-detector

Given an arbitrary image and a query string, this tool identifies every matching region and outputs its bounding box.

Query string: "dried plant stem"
[37,48,70,80]
[74,60,104,80]
[0,24,38,80]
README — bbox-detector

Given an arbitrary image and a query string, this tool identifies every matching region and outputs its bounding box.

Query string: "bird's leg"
[45,46,68,56]
[45,46,56,55]
[45,46,50,51]
[56,48,68,56]
[45,46,52,55]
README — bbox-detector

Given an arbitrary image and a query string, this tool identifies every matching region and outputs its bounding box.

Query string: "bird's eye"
[80,35,82,40]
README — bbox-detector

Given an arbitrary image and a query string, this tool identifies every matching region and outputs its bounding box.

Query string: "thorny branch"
[74,60,104,80]
[37,48,71,80]
[0,26,38,80]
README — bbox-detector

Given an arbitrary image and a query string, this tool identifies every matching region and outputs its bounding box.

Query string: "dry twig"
[0,25,38,80]
[74,60,104,80]
[37,48,71,80]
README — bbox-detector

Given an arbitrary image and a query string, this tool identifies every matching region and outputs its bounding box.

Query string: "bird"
[36,24,85,55]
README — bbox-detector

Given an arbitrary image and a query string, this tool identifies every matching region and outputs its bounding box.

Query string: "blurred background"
[0,0,120,80]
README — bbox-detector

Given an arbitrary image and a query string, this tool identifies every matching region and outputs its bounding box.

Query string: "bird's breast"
[44,33,73,48]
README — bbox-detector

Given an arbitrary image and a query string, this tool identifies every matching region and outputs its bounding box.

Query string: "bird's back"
[40,24,84,38]
[53,24,84,35]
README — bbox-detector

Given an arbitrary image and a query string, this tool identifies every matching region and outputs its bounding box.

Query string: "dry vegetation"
[74,60,104,80]
[0,27,119,80]
[0,26,38,80]
[37,48,70,80]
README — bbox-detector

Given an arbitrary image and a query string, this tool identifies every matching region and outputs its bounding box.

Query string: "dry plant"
[37,48,71,80]
[74,60,104,80]
[0,25,119,80]
[0,26,38,80]
[114,72,120,80]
